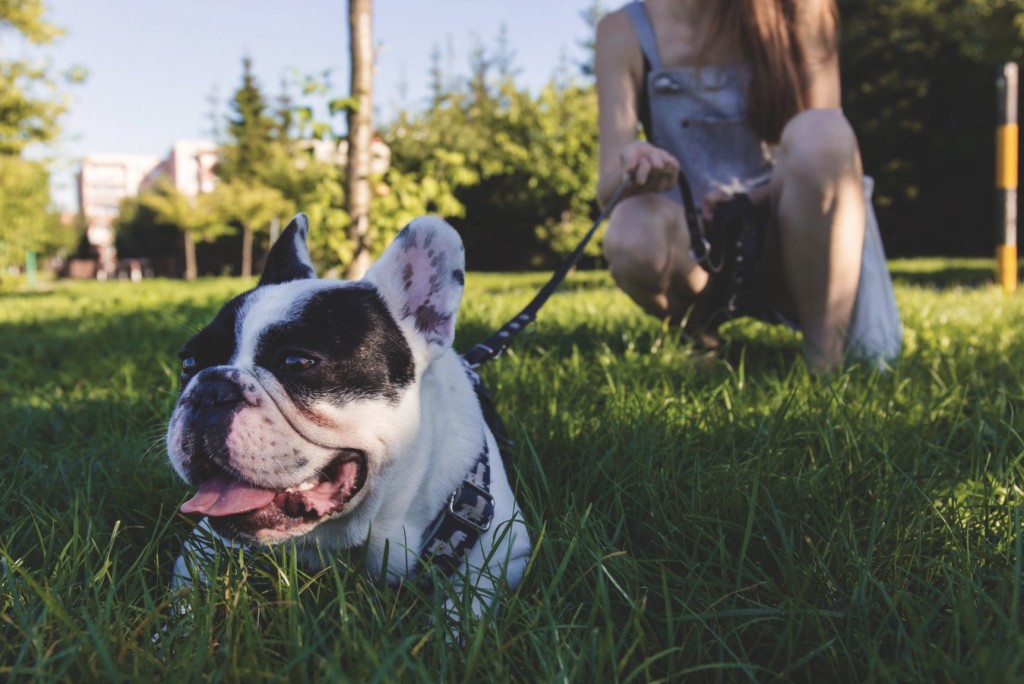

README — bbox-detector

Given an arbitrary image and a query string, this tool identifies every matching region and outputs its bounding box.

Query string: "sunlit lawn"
[1,259,1023,681]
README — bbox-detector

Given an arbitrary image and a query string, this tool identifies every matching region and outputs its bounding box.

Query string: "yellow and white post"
[996,62,1018,293]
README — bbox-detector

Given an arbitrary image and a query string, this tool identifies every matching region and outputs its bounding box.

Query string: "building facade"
[76,141,217,279]
[76,153,160,278]
[139,140,219,197]
[74,137,389,279]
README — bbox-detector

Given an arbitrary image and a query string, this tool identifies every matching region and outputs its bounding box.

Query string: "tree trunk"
[241,222,253,278]
[184,229,197,281]
[344,0,374,279]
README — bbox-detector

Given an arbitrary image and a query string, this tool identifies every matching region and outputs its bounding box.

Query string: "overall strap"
[626,2,711,271]
[624,1,662,70]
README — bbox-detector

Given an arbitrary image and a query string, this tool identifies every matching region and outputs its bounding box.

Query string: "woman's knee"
[602,195,678,271]
[777,109,861,182]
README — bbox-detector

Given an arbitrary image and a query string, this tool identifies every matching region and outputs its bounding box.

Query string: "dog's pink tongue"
[180,474,276,517]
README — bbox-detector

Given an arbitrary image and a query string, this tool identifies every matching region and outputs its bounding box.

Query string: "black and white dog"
[166,214,530,615]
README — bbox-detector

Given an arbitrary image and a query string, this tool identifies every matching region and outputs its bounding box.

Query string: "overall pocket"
[678,116,773,200]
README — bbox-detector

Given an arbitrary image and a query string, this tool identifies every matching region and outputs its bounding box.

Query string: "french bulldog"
[166,214,531,616]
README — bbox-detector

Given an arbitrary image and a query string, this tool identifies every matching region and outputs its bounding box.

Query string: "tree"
[217,57,294,276]
[0,1,82,273]
[217,57,279,184]
[0,156,71,271]
[0,0,70,155]
[114,196,182,271]
[528,82,600,260]
[345,0,374,278]
[838,0,1024,256]
[206,179,293,278]
[383,38,600,270]
[137,178,229,281]
[285,69,468,272]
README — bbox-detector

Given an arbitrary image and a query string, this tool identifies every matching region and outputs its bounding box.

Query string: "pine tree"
[216,57,292,277]
[217,57,279,185]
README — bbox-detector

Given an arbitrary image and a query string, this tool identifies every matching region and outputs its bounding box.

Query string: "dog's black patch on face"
[255,286,415,403]
[178,291,252,390]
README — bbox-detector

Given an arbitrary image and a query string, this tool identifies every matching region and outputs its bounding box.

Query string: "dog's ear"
[364,216,465,361]
[258,213,316,286]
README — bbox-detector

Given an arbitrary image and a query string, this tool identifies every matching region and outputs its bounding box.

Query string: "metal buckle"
[447,479,494,533]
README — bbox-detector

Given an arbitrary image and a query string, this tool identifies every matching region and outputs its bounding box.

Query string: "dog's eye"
[282,354,316,373]
[181,356,197,374]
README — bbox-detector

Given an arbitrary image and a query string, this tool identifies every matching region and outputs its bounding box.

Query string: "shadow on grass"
[474,258,1018,294]
[0,289,59,300]
[469,270,614,295]
[456,312,803,376]
[888,258,1022,289]
[0,299,227,393]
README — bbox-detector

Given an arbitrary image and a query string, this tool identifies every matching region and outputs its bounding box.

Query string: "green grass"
[1,262,1023,682]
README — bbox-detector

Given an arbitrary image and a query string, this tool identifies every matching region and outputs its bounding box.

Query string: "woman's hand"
[621,140,680,193]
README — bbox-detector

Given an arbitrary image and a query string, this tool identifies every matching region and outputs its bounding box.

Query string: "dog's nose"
[190,378,243,409]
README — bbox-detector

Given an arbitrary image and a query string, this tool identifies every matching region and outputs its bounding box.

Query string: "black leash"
[676,167,720,274]
[461,175,634,368]
[678,166,768,323]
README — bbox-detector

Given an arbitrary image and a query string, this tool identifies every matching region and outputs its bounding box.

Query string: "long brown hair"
[704,0,838,143]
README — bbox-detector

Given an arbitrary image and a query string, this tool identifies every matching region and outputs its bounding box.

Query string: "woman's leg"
[603,192,708,322]
[771,109,866,372]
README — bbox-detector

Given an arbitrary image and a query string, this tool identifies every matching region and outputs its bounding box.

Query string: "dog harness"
[414,438,495,583]
[411,362,503,584]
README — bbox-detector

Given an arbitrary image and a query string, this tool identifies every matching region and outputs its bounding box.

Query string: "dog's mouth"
[179,451,367,532]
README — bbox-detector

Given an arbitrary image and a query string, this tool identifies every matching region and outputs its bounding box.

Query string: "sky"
[33,0,602,211]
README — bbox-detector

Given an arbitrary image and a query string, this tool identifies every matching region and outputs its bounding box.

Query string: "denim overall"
[626,1,902,364]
